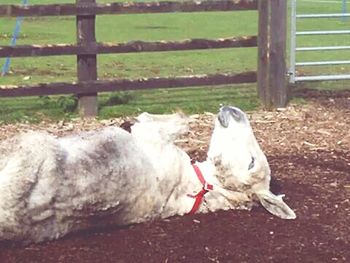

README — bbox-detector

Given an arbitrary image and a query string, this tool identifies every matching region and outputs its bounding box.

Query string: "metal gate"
[289,0,350,83]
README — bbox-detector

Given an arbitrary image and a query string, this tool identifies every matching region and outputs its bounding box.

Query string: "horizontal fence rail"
[0,36,257,58]
[0,0,257,17]
[0,71,257,97]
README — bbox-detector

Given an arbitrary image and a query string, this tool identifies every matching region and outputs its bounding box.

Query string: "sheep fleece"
[0,127,191,243]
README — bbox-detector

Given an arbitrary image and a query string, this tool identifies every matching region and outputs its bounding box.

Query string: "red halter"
[187,164,214,215]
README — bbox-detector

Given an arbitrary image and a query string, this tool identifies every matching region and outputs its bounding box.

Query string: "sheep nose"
[218,106,241,127]
[220,106,242,122]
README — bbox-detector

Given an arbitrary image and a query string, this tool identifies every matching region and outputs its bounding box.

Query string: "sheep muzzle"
[218,106,244,128]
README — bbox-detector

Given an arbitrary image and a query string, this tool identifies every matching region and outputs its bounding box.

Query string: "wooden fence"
[0,0,287,117]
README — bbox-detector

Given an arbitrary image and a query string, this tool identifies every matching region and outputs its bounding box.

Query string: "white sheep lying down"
[0,106,296,243]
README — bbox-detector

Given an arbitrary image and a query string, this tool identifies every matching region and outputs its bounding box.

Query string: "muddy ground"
[0,89,349,262]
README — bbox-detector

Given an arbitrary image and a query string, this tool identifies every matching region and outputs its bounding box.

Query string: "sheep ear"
[257,192,296,220]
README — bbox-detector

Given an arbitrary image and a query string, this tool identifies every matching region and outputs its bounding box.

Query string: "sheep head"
[131,112,189,144]
[207,106,296,219]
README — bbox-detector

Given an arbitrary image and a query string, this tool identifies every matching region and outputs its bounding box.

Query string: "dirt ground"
[0,89,349,262]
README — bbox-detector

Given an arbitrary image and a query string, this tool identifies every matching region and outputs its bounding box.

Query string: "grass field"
[0,0,350,123]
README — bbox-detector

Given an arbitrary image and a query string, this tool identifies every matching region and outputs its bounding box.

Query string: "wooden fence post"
[76,0,97,117]
[257,0,288,109]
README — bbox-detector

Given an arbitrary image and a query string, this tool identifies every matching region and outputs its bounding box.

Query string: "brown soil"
[0,89,349,263]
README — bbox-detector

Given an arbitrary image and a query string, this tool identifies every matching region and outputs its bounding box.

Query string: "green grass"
[0,84,259,124]
[98,84,259,118]
[0,0,350,123]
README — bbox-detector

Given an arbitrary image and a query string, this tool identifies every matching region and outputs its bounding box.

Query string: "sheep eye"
[248,156,255,170]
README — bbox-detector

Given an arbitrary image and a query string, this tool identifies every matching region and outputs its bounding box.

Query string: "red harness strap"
[187,164,214,215]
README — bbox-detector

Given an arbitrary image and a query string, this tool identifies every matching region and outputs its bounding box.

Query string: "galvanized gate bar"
[289,0,297,83]
[296,46,350,51]
[297,13,350,18]
[295,74,350,81]
[289,0,350,83]
[296,60,350,66]
[296,30,350,35]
